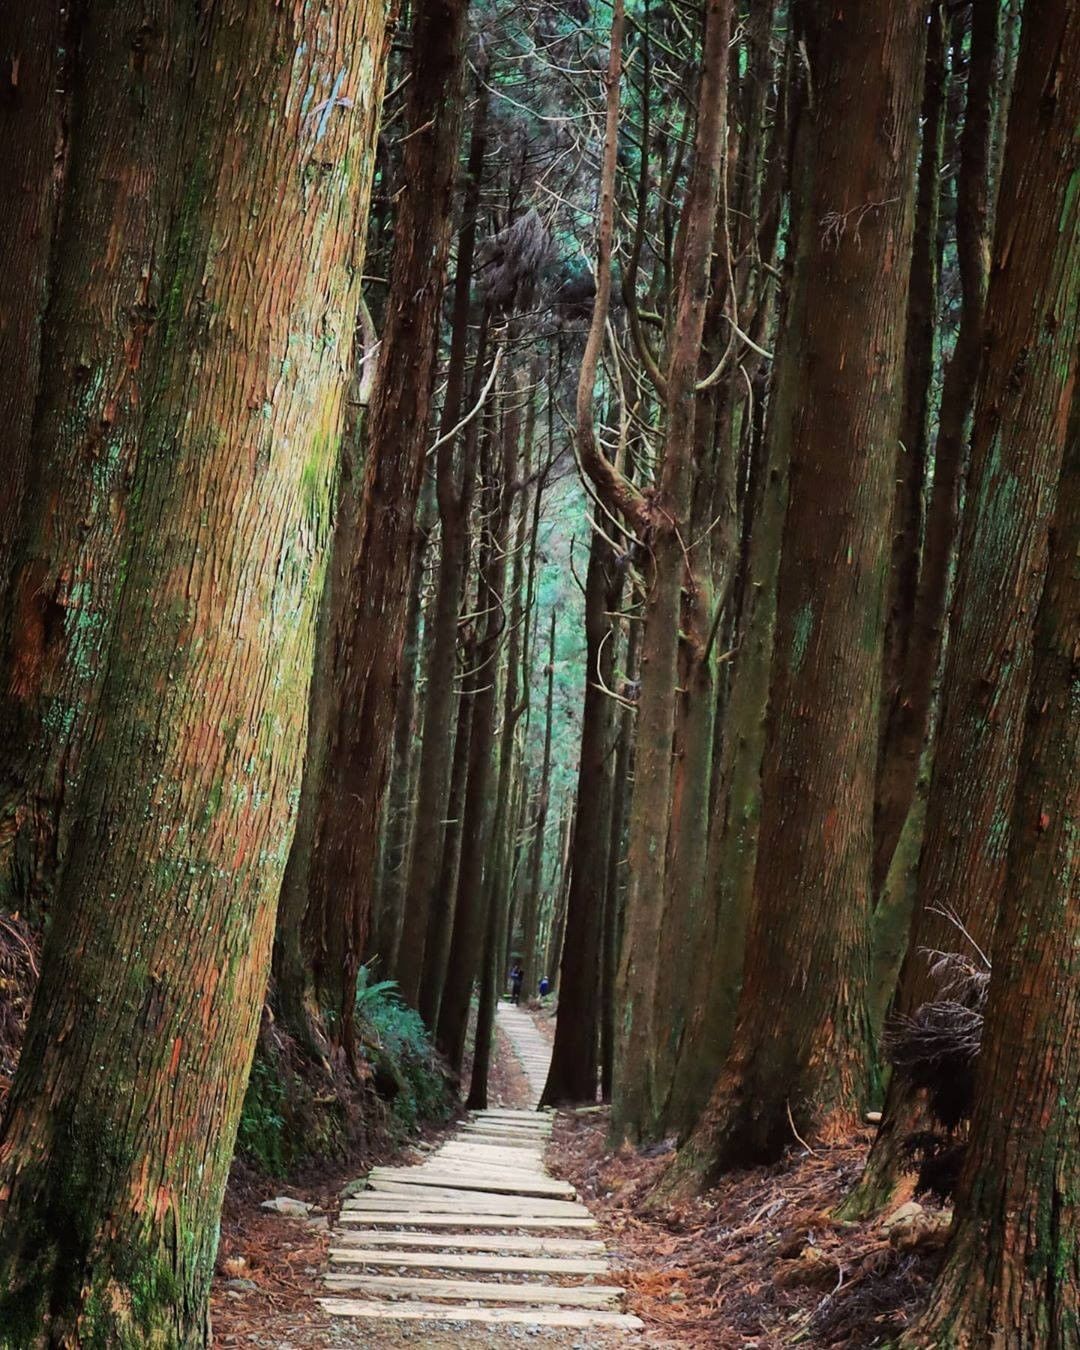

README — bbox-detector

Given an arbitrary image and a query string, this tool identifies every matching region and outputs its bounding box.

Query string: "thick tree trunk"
[301,0,469,1055]
[0,0,65,594]
[667,0,925,1185]
[609,0,733,1146]
[0,2,389,1340]
[0,0,192,920]
[873,0,1000,895]
[906,405,1079,1347]
[397,81,491,1010]
[542,530,618,1106]
[848,0,1080,1220]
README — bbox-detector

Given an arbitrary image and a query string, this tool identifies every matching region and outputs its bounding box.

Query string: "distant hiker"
[509,964,524,1004]
[539,974,550,999]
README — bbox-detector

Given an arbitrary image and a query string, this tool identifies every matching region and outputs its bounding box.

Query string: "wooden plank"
[320,1298,644,1330]
[343,1193,589,1217]
[336,1211,597,1230]
[333,1231,605,1254]
[329,1249,608,1275]
[366,1172,575,1199]
[323,1274,623,1308]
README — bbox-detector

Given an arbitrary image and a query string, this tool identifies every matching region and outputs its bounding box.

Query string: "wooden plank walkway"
[319,1000,642,1334]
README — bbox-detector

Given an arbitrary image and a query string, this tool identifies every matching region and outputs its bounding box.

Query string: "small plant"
[355,966,452,1133]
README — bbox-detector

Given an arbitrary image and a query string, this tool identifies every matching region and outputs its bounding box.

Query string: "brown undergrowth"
[546,1108,948,1348]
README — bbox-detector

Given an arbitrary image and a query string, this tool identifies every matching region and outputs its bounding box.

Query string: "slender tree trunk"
[542,530,617,1105]
[848,0,1080,1220]
[544,807,573,989]
[436,401,516,1074]
[468,435,531,1108]
[0,2,389,1339]
[371,484,433,970]
[905,400,1079,1348]
[301,0,469,1056]
[398,80,491,1010]
[668,0,925,1185]
[420,646,474,1019]
[878,4,947,770]
[521,611,556,998]
[601,611,639,1103]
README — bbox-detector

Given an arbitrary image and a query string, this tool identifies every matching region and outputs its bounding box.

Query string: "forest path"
[317,1003,642,1335]
[495,999,554,1104]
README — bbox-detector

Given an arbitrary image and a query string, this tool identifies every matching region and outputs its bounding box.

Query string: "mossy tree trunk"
[873,0,1000,897]
[667,0,925,1187]
[906,399,1079,1347]
[847,0,1080,1219]
[0,0,192,921]
[0,1,390,1341]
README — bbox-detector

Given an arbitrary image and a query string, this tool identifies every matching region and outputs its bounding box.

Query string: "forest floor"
[546,1107,947,1347]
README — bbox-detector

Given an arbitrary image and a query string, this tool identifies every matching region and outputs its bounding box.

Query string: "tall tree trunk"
[667,0,925,1186]
[0,2,389,1339]
[301,0,469,1056]
[371,484,433,970]
[873,0,1000,895]
[542,529,618,1106]
[468,429,531,1108]
[436,399,516,1074]
[544,806,573,989]
[905,401,1079,1348]
[398,78,491,1011]
[847,0,1080,1220]
[601,611,639,1103]
[877,2,947,788]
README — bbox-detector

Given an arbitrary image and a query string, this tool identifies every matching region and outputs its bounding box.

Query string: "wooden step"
[336,1211,597,1230]
[366,1172,575,1199]
[323,1274,623,1307]
[343,1193,589,1217]
[329,1249,608,1275]
[320,1298,644,1330]
[333,1230,605,1254]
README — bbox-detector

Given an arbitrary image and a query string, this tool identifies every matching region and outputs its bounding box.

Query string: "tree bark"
[905,402,1079,1347]
[521,610,556,999]
[848,0,1080,1220]
[0,1,389,1339]
[0,0,66,595]
[0,0,192,920]
[873,0,1000,895]
[541,529,618,1106]
[667,0,925,1185]
[301,0,469,1055]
